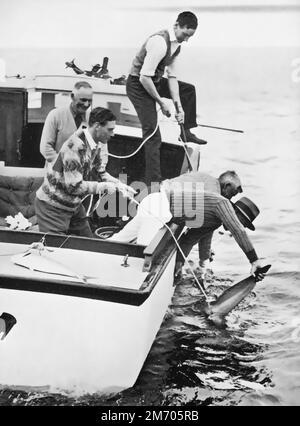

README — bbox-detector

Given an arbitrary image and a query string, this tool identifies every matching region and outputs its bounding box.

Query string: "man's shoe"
[180,129,207,145]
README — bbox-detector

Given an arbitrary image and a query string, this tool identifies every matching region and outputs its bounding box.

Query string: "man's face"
[221,179,243,200]
[221,183,241,200]
[95,120,116,143]
[71,87,93,114]
[174,24,196,43]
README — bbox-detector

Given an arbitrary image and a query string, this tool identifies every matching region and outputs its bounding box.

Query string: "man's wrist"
[247,249,258,263]
[174,102,183,111]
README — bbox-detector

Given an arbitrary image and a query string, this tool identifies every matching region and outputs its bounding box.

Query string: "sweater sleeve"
[61,136,103,196]
[40,109,59,162]
[92,143,113,182]
[216,199,258,263]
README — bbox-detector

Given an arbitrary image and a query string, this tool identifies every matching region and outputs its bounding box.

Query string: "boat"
[0,74,203,393]
[0,74,197,168]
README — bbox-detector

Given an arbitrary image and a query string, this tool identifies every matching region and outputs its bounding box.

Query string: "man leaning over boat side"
[126,11,207,186]
[40,81,93,164]
[163,170,243,279]
[35,108,135,237]
[109,170,265,280]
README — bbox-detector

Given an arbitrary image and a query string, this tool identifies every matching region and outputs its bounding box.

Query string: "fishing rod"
[198,123,244,134]
[174,102,194,172]
[86,108,195,216]
[108,106,194,170]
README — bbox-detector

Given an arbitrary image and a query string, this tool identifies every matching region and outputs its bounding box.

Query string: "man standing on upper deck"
[127,11,207,186]
[40,81,93,163]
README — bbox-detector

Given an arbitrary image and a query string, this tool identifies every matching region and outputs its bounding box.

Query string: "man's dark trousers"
[126,75,197,186]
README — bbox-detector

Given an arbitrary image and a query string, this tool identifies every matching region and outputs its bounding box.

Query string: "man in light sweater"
[40,81,93,163]
[110,171,265,279]
[35,108,135,237]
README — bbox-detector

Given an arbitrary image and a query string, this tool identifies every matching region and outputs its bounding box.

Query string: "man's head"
[71,81,93,115]
[218,171,243,200]
[174,11,198,43]
[88,107,116,143]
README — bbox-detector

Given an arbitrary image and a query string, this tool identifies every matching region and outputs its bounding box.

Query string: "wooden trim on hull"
[0,224,181,306]
[0,229,145,258]
[0,275,149,306]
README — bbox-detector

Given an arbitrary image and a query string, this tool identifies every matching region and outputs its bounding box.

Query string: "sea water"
[0,7,299,406]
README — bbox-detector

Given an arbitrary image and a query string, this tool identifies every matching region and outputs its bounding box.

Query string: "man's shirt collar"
[70,103,85,120]
[168,26,178,43]
[83,128,97,151]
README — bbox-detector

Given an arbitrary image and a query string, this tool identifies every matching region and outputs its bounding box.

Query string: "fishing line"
[108,119,160,159]
[83,111,161,216]
[107,108,194,170]
[84,109,194,217]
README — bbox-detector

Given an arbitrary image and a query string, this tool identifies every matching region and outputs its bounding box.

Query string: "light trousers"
[110,190,172,246]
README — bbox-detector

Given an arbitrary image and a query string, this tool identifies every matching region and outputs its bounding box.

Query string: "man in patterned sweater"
[110,171,265,279]
[35,108,135,237]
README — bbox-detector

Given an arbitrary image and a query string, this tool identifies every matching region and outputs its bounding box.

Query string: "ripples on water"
[1,270,299,406]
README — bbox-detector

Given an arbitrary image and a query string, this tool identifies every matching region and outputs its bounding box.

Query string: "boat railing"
[142,222,180,272]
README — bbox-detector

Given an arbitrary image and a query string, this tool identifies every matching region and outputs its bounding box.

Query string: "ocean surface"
[0,10,300,407]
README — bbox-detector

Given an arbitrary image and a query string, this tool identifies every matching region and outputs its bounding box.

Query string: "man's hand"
[160,101,172,118]
[97,182,118,195]
[175,106,185,125]
[117,183,137,200]
[250,259,266,281]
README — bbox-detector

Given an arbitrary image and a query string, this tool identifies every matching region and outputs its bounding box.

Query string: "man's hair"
[218,170,242,192]
[89,107,116,126]
[219,170,239,182]
[73,81,93,90]
[176,11,198,29]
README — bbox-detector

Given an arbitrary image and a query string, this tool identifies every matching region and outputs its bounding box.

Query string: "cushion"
[0,175,43,218]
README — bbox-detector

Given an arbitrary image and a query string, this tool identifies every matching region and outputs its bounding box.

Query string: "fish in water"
[11,251,93,283]
[202,265,272,327]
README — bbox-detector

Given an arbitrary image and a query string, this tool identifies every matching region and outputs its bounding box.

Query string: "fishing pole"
[198,123,244,134]
[86,107,195,217]
[174,102,194,172]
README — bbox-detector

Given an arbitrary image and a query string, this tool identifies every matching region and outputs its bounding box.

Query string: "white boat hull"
[0,253,176,394]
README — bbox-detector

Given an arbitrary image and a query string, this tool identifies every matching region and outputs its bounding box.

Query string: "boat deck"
[0,242,147,290]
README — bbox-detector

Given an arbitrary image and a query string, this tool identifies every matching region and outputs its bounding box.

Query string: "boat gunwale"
[0,225,181,306]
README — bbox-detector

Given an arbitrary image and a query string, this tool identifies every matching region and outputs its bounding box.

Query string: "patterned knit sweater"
[36,133,109,212]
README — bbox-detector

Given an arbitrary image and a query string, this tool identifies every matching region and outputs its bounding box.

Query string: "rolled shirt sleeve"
[140,35,168,77]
